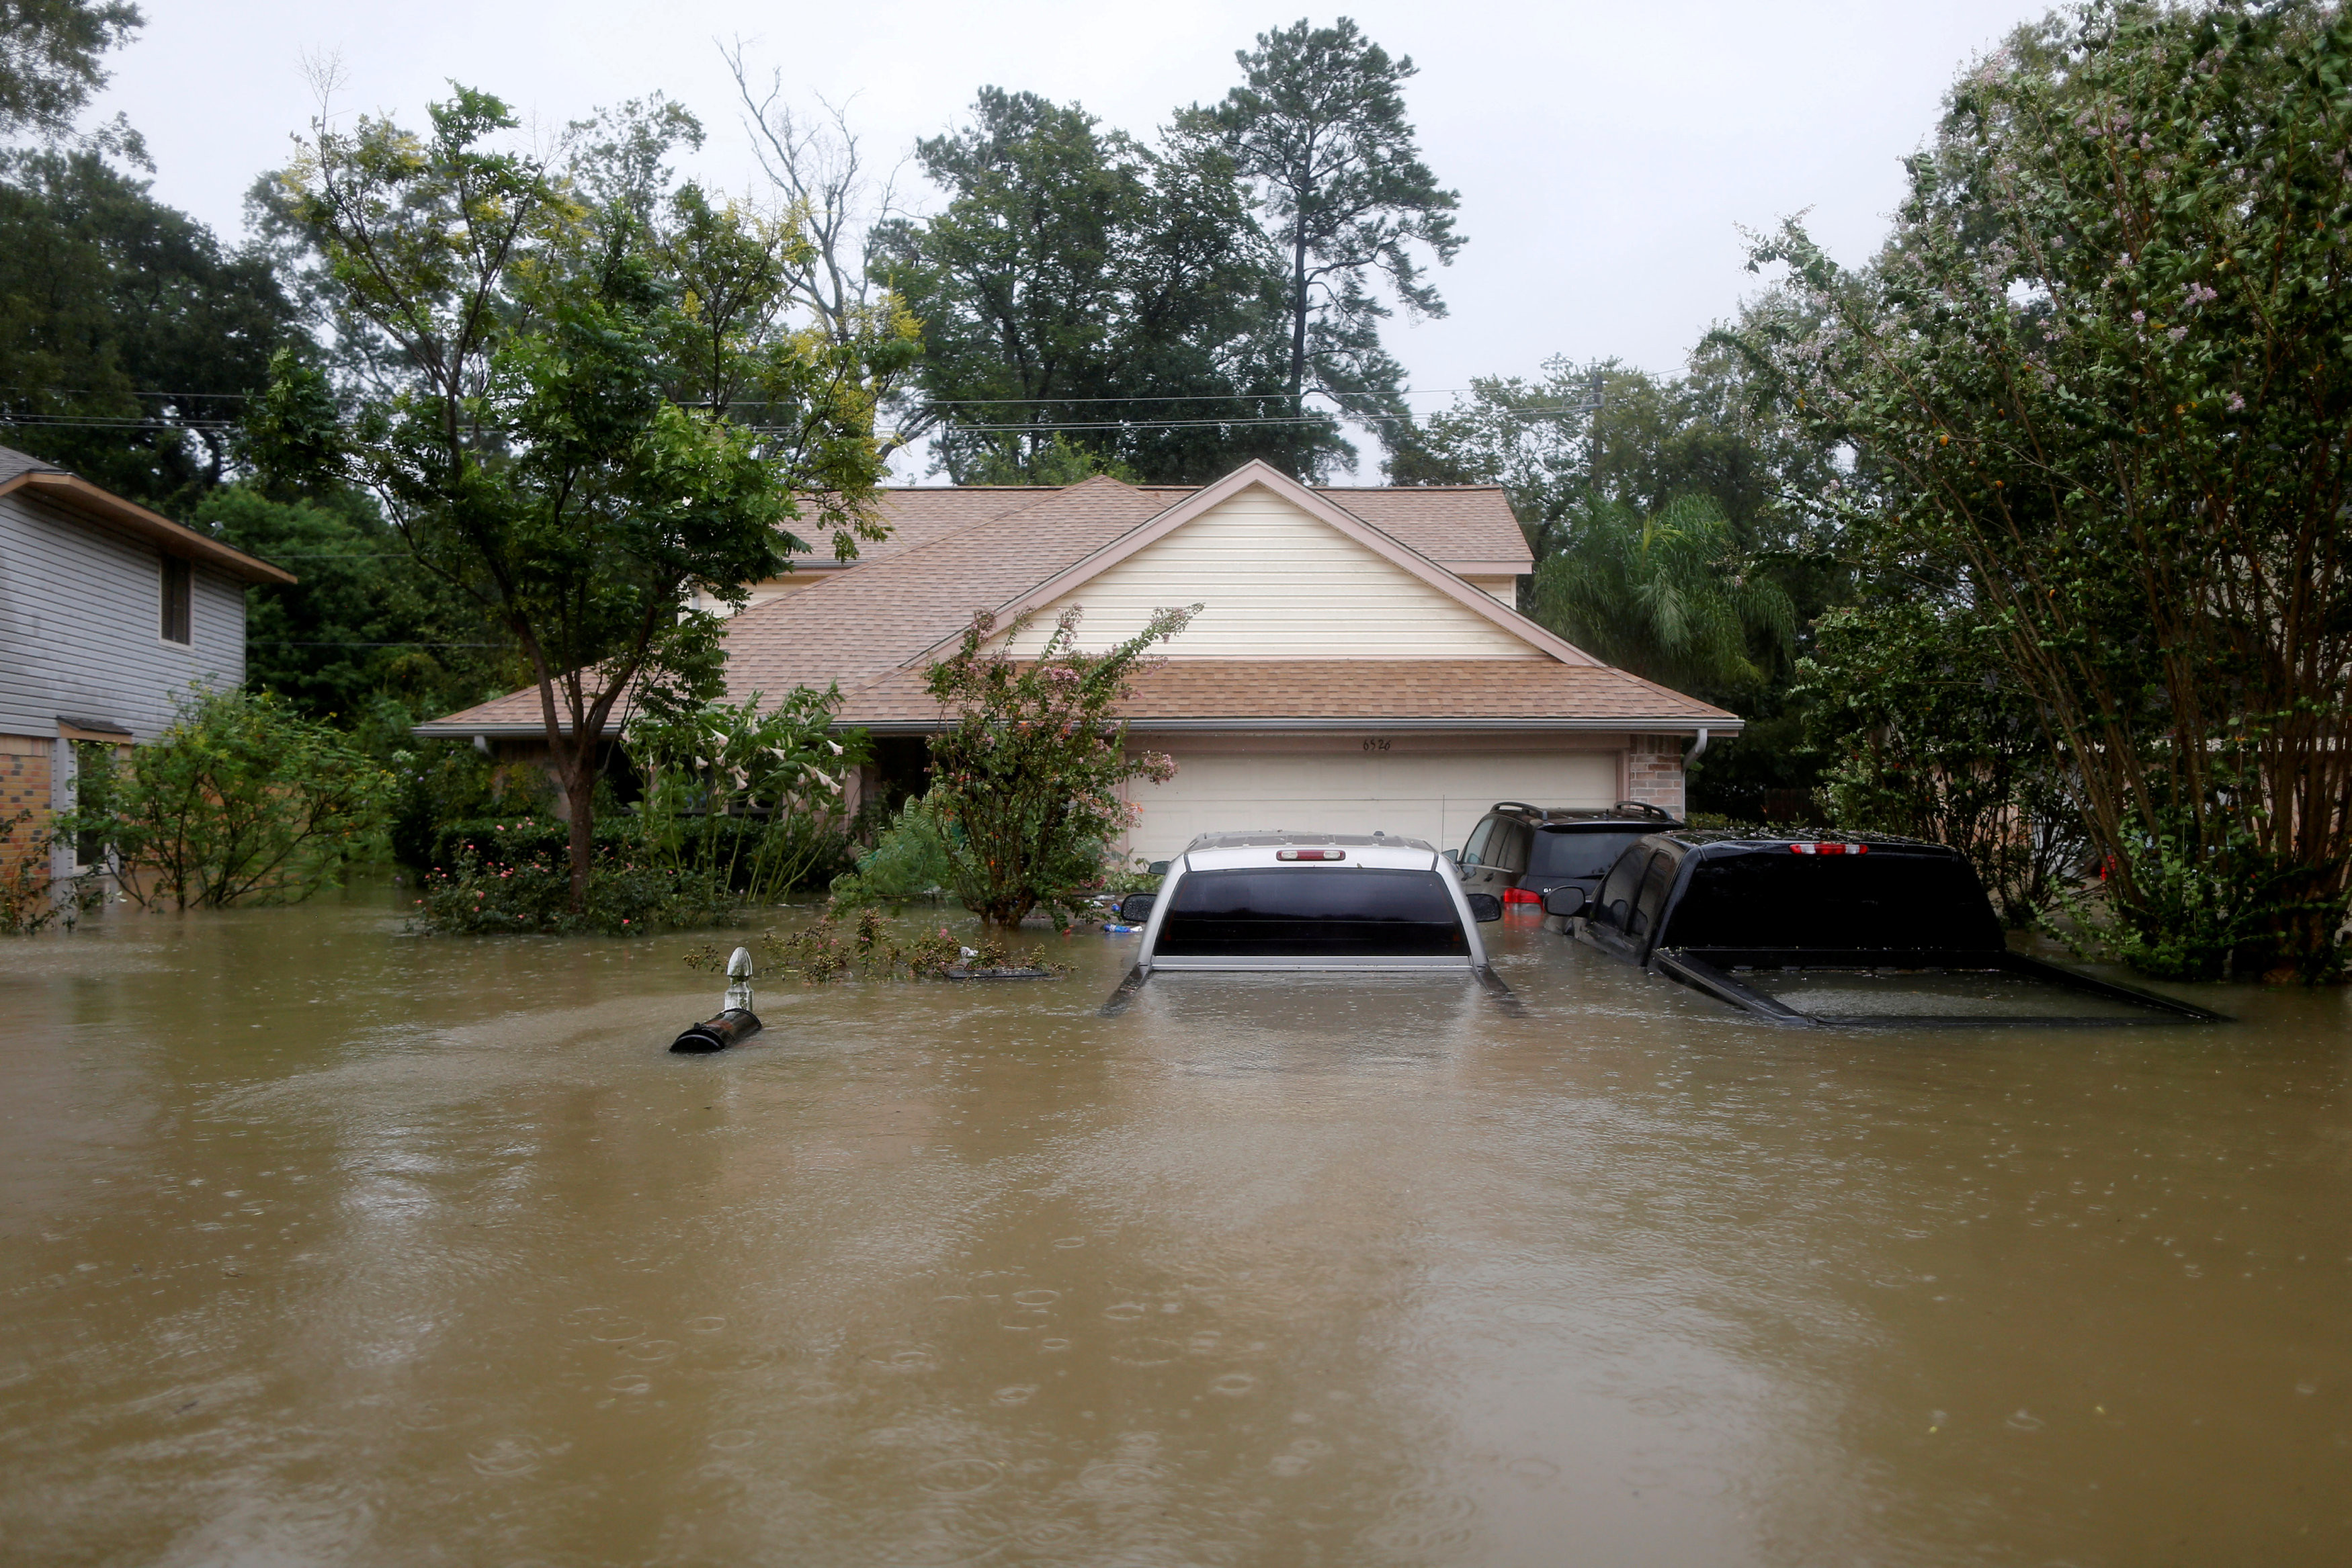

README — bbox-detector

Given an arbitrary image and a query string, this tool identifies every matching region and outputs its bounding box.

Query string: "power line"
[0,415,241,431]
[940,401,1598,436]
[3,387,1604,439]
[3,382,1579,410]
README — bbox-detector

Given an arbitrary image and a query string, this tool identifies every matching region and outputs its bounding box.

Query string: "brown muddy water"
[2,886,2348,1567]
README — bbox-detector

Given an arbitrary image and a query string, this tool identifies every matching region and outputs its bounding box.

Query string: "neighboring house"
[418,461,1739,859]
[0,446,293,884]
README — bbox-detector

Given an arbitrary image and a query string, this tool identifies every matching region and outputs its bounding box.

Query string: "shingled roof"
[414,467,1731,738]
[784,481,1529,575]
[839,659,1734,732]
[0,444,294,585]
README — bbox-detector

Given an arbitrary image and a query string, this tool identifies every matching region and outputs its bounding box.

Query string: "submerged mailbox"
[671,947,765,1053]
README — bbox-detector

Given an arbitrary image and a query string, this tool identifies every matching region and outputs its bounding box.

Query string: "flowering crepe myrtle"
[921,602,1199,931]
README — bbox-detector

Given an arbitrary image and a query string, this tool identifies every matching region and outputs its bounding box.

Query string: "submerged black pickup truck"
[1547,830,2224,1027]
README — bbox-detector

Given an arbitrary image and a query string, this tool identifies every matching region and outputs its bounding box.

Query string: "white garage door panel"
[1130,750,1618,859]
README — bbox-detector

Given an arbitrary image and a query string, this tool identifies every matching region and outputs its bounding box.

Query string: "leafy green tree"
[1406,337,1841,816]
[875,88,1335,482]
[1528,494,1794,703]
[0,0,141,143]
[269,87,914,912]
[54,686,393,910]
[0,149,297,510]
[194,486,515,728]
[1802,599,2087,925]
[1738,0,2352,978]
[923,603,1195,930]
[1185,16,1462,460]
[0,2,295,509]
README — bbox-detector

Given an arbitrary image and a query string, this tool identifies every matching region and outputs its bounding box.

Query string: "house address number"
[1360,738,1392,752]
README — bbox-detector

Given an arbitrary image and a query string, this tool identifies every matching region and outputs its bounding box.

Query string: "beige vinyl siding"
[1121,736,1622,859]
[1003,489,1544,659]
[1464,575,1518,609]
[697,570,846,617]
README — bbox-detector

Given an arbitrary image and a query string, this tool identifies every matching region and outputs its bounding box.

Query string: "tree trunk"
[1288,225,1310,406]
[560,740,597,916]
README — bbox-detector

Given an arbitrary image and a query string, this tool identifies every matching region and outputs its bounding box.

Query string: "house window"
[160,554,192,644]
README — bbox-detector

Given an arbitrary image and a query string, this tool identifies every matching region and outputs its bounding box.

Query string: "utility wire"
[941,401,1599,436]
[3,392,1603,438]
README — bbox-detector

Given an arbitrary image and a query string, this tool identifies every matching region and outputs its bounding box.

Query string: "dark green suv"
[1452,800,1682,912]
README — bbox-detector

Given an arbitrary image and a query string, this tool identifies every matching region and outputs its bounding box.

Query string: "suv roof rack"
[1492,799,1681,824]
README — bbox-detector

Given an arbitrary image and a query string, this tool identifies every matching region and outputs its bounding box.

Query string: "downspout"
[1687,727,1710,765]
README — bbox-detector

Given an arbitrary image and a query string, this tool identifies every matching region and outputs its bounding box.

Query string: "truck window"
[1628,852,1678,939]
[1154,868,1470,958]
[1593,845,1648,929]
[1460,818,1499,869]
[1663,848,2004,952]
[1493,821,1532,874]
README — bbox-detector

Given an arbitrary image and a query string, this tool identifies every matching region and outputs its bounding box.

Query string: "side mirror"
[1117,892,1157,924]
[1464,892,1503,924]
[1541,884,1589,919]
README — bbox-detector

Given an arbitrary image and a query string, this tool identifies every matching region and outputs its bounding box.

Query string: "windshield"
[1527,826,1655,880]
[1663,848,2003,952]
[1154,868,1470,958]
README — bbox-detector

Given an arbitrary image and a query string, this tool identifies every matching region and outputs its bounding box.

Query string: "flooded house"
[0,446,292,886]
[417,461,1736,859]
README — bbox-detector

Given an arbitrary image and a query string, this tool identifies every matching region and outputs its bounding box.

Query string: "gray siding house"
[0,446,292,883]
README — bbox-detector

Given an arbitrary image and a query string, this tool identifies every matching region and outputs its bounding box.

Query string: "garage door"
[1128,748,1619,861]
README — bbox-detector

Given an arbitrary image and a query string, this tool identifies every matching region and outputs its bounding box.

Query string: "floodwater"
[2,888,2348,1568]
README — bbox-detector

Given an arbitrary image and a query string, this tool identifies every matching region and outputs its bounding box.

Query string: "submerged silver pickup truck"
[1099,831,1509,1014]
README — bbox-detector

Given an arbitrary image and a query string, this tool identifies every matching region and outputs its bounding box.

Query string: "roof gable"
[925,461,1596,667]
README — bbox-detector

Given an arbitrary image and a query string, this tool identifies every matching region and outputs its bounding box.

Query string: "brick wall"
[1624,734,1687,818]
[0,732,52,875]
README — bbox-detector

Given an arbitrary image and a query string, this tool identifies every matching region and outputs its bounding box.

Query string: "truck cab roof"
[1178,831,1442,871]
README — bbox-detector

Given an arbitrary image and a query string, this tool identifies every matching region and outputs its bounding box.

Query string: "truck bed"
[1650,947,2227,1028]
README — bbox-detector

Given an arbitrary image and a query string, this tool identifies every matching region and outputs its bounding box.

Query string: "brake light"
[1788,842,1867,855]
[1276,848,1345,861]
[1502,885,1542,904]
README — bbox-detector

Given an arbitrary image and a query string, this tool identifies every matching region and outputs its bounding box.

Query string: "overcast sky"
[94,0,2052,476]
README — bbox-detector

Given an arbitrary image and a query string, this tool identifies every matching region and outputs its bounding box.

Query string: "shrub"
[684,910,1040,984]
[828,796,956,906]
[413,850,734,936]
[923,604,1195,930]
[628,687,866,902]
[54,687,393,910]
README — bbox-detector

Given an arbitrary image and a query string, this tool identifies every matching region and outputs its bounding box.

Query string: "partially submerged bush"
[684,910,1050,984]
[54,687,393,910]
[923,603,1195,931]
[630,687,866,903]
[828,796,956,907]
[415,850,735,936]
